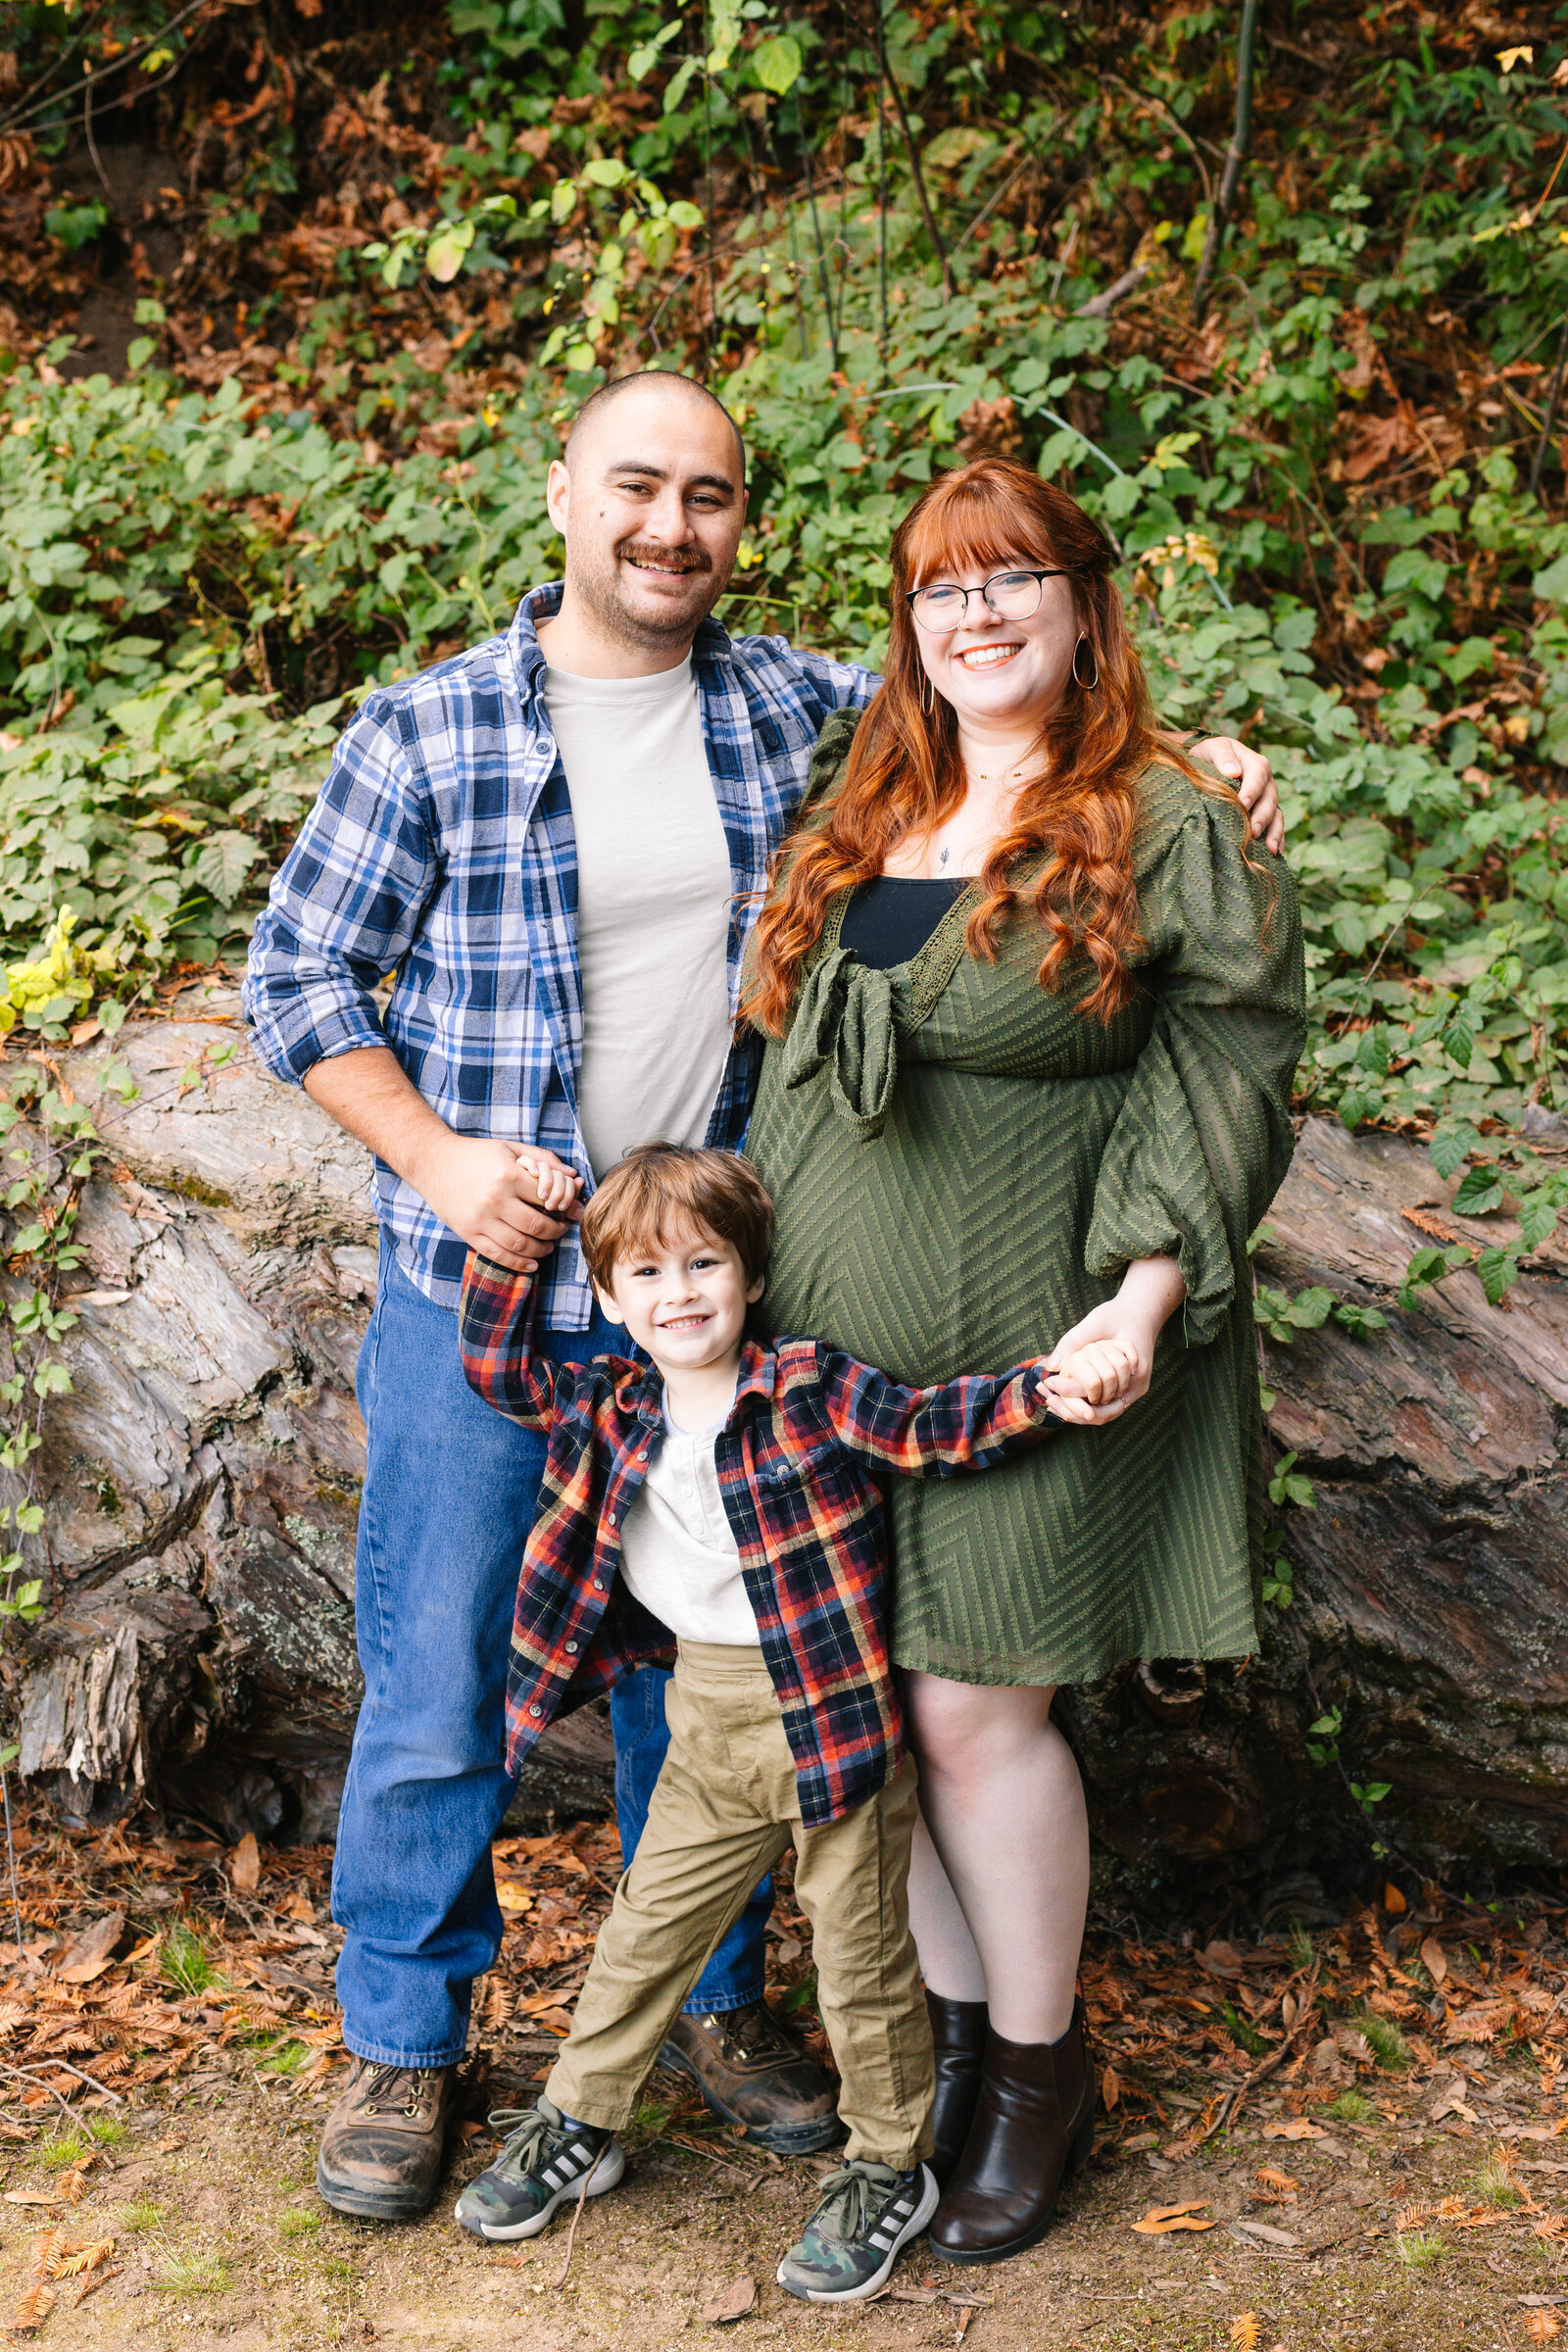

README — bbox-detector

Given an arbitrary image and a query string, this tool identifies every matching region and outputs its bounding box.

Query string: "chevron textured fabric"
[745,711,1306,1687]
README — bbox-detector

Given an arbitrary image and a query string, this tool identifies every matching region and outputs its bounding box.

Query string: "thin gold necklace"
[939,760,1029,863]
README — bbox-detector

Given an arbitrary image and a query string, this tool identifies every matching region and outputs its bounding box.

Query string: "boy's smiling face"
[596,1221,764,1379]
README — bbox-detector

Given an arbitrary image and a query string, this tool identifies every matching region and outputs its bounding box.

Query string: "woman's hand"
[1191,736,1285,857]
[1043,1256,1187,1426]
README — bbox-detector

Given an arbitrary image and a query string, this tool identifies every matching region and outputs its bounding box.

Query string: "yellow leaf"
[1496,45,1534,70]
[1230,2318,1261,2351]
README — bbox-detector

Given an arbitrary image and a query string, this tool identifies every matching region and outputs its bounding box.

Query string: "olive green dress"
[745,709,1306,1687]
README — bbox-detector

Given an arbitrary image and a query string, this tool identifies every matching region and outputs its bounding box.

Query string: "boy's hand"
[1041,1256,1187,1426]
[513,1146,583,1217]
[1045,1336,1142,1424]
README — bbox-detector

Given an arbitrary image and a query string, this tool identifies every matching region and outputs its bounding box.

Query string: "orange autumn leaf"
[1131,2200,1215,2234]
[1230,2319,1261,2352]
[1253,2168,1299,2194]
[1525,2314,1561,2345]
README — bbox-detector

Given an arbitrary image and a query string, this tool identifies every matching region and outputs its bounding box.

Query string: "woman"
[741,458,1304,2266]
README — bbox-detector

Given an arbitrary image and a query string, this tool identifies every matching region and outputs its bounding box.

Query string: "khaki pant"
[546,1642,934,2168]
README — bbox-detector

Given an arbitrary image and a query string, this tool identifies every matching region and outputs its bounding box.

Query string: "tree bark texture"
[11,992,1566,1892]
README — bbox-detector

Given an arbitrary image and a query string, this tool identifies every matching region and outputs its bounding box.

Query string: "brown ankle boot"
[926,1991,989,2189]
[928,1999,1096,2265]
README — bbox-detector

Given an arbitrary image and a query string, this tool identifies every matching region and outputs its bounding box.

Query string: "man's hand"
[410,1133,579,1276]
[1192,734,1285,857]
[303,1045,579,1277]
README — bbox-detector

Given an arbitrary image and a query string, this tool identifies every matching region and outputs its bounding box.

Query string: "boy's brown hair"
[581,1143,775,1294]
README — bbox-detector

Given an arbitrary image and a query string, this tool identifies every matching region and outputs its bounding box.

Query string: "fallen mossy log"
[10,990,1566,1892]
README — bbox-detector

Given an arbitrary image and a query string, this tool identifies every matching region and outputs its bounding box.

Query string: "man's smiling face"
[546,381,746,657]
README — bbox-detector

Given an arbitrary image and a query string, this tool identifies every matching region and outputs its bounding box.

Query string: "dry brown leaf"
[1253,2168,1300,2194]
[3,2192,59,2208]
[699,2276,757,2324]
[1262,2120,1325,2141]
[1421,1937,1449,1984]
[1100,2063,1120,2111]
[26,2232,63,2280]
[49,2237,114,2279]
[54,1908,126,1986]
[71,2265,120,2310]
[496,1881,535,1916]
[229,1834,261,1893]
[1230,2319,1260,2351]
[7,2281,53,2333]
[1132,2200,1214,2234]
[1526,2312,1562,2343]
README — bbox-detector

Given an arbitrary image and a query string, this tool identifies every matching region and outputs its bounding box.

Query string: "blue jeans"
[332,1240,771,2067]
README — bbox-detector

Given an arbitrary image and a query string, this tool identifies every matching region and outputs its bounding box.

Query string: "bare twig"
[875,3,950,295]
[1529,308,1568,498]
[83,84,111,199]
[1076,261,1151,319]
[0,0,213,135]
[1192,0,1262,325]
[1194,1962,1321,2144]
[796,98,842,374]
[550,2161,593,2289]
[1,1774,23,1962]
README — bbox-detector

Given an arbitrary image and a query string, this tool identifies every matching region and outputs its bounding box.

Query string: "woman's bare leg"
[905,1673,1090,2045]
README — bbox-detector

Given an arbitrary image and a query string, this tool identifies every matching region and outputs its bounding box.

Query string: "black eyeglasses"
[905,568,1066,631]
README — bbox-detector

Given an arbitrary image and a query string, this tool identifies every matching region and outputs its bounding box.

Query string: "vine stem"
[1191,0,1261,326]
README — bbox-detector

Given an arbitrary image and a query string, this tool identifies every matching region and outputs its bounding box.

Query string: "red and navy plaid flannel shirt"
[459,1252,1063,1827]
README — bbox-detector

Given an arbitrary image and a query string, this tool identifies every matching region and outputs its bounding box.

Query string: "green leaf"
[753,33,804,93]
[582,159,631,189]
[1476,1245,1519,1305]
[1517,1190,1561,1252]
[1452,1163,1504,1215]
[425,220,476,283]
[1285,1286,1335,1330]
[1430,1122,1480,1182]
[191,832,264,907]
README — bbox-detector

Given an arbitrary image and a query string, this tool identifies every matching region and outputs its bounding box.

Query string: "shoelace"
[485,2105,568,2177]
[359,2064,436,2119]
[806,2160,898,2244]
[724,2006,795,2064]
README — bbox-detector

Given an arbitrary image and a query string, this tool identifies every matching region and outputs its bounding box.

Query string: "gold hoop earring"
[921,669,935,718]
[1072,635,1100,692]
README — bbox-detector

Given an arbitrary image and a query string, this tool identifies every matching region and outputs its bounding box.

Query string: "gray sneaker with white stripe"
[777,2159,939,2302]
[453,2096,626,2240]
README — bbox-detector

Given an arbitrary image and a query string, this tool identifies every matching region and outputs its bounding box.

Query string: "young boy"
[451,1143,1128,2303]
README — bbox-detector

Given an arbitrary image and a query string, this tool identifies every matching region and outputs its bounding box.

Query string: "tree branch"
[1190,0,1262,327]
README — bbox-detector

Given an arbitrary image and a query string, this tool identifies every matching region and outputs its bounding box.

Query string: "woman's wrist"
[1116,1255,1187,1346]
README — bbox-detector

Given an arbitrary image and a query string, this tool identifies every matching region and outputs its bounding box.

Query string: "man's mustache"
[615,541,711,575]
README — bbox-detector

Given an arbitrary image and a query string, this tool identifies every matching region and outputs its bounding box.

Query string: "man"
[244,369,1283,2222]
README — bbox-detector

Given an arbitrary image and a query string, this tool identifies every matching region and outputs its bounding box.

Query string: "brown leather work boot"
[661,1999,844,2156]
[316,2056,458,2220]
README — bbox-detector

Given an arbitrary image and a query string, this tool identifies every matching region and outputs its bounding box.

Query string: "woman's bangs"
[901,480,1057,590]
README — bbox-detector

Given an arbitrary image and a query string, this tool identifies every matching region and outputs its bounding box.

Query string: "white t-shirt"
[540,657,734,1182]
[617,1387,759,1646]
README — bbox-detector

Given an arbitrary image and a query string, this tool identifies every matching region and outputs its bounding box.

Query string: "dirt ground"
[1,1816,1563,2352]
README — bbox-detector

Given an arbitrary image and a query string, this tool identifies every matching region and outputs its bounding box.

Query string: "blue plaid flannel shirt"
[243,581,876,1325]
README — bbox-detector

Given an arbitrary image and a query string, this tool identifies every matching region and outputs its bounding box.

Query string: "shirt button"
[593,1578,606,1592]
[564,1641,579,1655]
[528,1703,543,1718]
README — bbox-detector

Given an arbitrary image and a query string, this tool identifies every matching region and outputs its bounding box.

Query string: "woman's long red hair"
[743,458,1220,1040]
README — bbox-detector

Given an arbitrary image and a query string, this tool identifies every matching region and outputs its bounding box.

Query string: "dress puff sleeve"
[1083,773,1306,1349]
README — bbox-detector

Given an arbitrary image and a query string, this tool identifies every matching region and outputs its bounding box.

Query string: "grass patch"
[1393,2230,1445,2270]
[1472,2148,1524,2208]
[38,2130,89,2170]
[122,2199,166,2232]
[154,2253,231,2294]
[254,2035,312,2079]
[1286,1924,1316,1972]
[83,2116,126,2146]
[633,2099,672,2135]
[1220,1998,1269,2059]
[278,2209,320,2239]
[320,2256,356,2281]
[161,1921,222,1998]
[1356,2010,1410,2071]
[1326,2087,1376,2124]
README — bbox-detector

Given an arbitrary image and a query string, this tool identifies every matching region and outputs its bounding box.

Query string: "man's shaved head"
[565,370,746,478]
